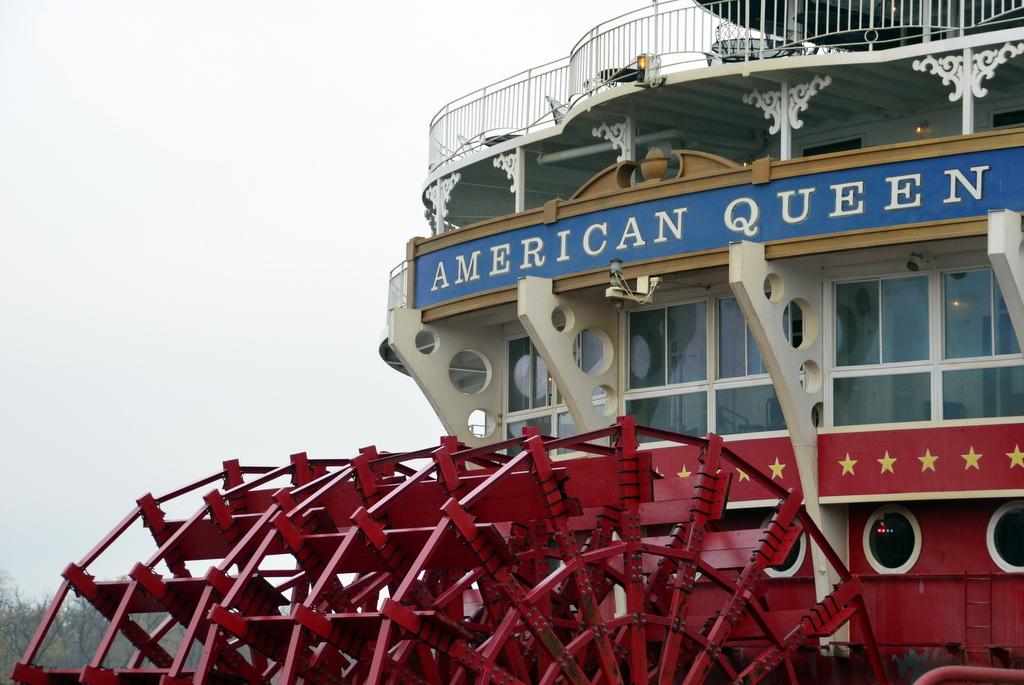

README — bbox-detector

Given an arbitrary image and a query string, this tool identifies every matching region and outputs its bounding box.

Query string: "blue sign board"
[415,147,1024,308]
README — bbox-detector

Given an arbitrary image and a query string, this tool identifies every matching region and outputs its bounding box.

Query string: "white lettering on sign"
[724,197,760,237]
[420,160,1001,297]
[944,165,989,204]
[520,237,545,269]
[885,173,922,210]
[557,229,571,262]
[829,181,865,217]
[777,188,815,224]
[653,208,687,243]
[431,262,449,291]
[454,251,480,284]
[617,216,646,250]
[489,244,511,275]
[583,222,608,256]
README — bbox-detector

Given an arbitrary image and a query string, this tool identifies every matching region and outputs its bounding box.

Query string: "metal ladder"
[964,573,994,666]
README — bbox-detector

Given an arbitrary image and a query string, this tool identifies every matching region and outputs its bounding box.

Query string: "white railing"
[387,261,407,311]
[428,0,1024,170]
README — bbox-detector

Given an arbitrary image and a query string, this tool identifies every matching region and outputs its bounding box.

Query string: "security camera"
[906,252,924,272]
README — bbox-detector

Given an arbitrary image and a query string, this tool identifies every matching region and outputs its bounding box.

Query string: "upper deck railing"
[428,0,1024,170]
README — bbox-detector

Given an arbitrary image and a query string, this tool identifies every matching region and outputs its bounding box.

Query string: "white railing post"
[745,0,751,60]
[525,68,533,133]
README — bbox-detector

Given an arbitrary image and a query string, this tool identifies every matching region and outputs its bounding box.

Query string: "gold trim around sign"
[419,215,987,322]
[413,128,1024,260]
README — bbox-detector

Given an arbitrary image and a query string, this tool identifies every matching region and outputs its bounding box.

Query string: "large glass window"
[830,267,1023,427]
[835,276,928,366]
[716,298,782,435]
[716,385,785,434]
[626,392,707,439]
[507,337,550,412]
[629,302,706,388]
[944,270,1020,359]
[942,366,1024,419]
[718,298,765,378]
[834,373,931,426]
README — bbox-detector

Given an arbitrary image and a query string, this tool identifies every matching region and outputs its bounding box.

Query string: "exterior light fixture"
[635,53,663,87]
[914,121,930,137]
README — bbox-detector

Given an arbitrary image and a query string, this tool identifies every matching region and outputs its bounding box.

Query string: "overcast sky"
[0,1,630,597]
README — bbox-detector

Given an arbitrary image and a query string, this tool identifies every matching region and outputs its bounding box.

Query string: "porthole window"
[987,501,1024,572]
[763,519,806,578]
[862,505,921,574]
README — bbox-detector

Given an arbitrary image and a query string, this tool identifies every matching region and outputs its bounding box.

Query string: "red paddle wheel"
[12,418,889,684]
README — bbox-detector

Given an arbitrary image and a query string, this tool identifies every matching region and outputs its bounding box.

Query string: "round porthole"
[448,350,491,395]
[764,523,806,579]
[987,501,1024,573]
[863,504,921,574]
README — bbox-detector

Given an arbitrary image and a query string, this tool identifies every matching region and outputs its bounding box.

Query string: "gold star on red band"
[877,451,896,474]
[962,447,982,470]
[918,449,938,472]
[839,453,857,476]
[1008,445,1024,469]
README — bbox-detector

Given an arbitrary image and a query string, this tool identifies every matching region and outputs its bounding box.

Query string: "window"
[830,268,1023,427]
[993,108,1024,128]
[863,505,921,574]
[942,269,1024,420]
[987,501,1024,572]
[507,337,550,412]
[943,270,1019,359]
[626,301,709,439]
[716,298,784,435]
[505,336,581,448]
[718,298,765,378]
[832,275,930,426]
[803,137,862,157]
[624,297,785,439]
[629,302,707,388]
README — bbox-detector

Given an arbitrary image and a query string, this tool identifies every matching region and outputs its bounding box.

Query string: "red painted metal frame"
[12,418,889,684]
[913,665,1024,684]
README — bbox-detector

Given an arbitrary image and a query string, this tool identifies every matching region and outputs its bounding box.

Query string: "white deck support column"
[742,75,830,162]
[989,209,1024,350]
[493,147,526,213]
[729,241,847,647]
[518,276,619,433]
[388,307,504,447]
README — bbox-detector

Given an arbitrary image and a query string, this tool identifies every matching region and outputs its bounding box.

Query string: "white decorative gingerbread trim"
[742,88,784,134]
[914,43,1024,101]
[913,52,966,101]
[973,42,1024,97]
[787,75,832,130]
[425,173,460,233]
[592,121,632,162]
[742,75,831,134]
[492,152,518,194]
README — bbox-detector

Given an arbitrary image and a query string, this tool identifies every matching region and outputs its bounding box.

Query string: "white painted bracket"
[988,209,1024,352]
[592,117,634,162]
[518,276,619,433]
[729,241,846,634]
[388,307,504,446]
[913,43,1024,134]
[424,173,461,235]
[743,75,831,161]
[492,147,526,212]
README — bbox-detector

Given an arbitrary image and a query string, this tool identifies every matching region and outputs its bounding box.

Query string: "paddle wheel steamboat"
[13,1,1024,682]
